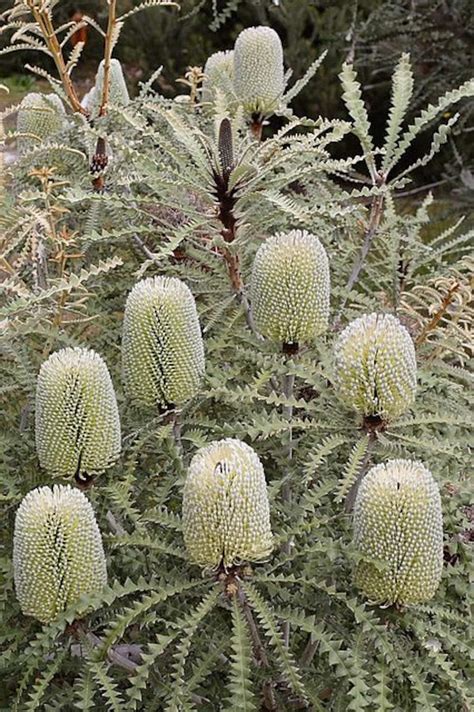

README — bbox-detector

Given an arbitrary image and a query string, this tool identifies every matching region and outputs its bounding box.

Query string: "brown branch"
[213,154,261,337]
[237,586,270,668]
[236,584,278,711]
[99,0,117,117]
[299,636,319,669]
[415,282,460,347]
[26,0,86,116]
[395,178,449,198]
[70,632,208,706]
[70,631,142,673]
[106,510,126,536]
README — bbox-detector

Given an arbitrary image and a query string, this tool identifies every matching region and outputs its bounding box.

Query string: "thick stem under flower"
[250,113,264,141]
[236,583,277,711]
[214,171,258,335]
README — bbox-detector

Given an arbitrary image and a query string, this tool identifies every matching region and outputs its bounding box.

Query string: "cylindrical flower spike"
[202,50,234,104]
[35,347,121,480]
[13,485,107,623]
[251,229,330,346]
[353,460,443,605]
[90,58,130,115]
[122,277,205,410]
[334,313,417,421]
[233,26,284,116]
[182,438,273,569]
[16,92,65,154]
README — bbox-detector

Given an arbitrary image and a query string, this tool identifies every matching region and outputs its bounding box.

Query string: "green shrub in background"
[1,0,472,196]
[0,0,473,709]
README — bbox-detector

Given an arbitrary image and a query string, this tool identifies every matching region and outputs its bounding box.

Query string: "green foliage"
[15,92,65,155]
[0,4,472,711]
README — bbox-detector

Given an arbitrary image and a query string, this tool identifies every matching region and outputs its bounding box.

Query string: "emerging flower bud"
[334,313,417,421]
[13,485,107,623]
[233,26,284,116]
[182,438,273,569]
[122,277,205,410]
[353,459,443,605]
[16,93,65,154]
[202,50,234,104]
[251,229,330,346]
[35,348,121,480]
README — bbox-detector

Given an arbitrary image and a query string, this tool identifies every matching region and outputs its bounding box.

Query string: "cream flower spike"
[13,485,107,623]
[183,438,273,570]
[251,229,330,347]
[35,347,121,481]
[122,276,205,410]
[353,459,443,606]
[335,313,417,421]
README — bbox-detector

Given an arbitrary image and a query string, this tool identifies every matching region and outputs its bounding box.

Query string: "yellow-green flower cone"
[251,229,330,345]
[234,26,284,115]
[353,459,443,606]
[122,276,205,410]
[35,347,121,479]
[183,438,273,569]
[13,485,107,623]
[335,313,417,420]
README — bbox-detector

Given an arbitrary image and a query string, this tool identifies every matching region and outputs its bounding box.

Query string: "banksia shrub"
[182,438,273,569]
[334,313,417,421]
[202,50,234,104]
[16,92,65,154]
[353,460,443,605]
[13,485,107,623]
[251,229,330,346]
[122,276,205,410]
[234,26,284,116]
[35,348,121,480]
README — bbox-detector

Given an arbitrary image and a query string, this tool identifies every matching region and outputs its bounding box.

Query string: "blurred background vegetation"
[1,0,473,206]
